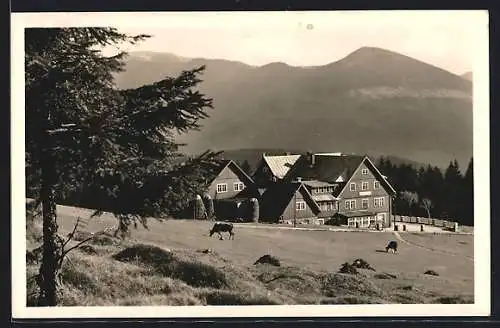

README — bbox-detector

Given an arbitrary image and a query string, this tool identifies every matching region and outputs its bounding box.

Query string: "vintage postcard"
[11,10,490,319]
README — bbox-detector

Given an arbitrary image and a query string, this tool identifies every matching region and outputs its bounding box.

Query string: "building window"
[362,198,369,209]
[345,199,356,210]
[350,183,356,191]
[361,168,369,175]
[361,181,369,191]
[374,197,385,208]
[374,181,380,189]
[233,182,245,191]
[216,183,228,193]
[296,201,306,211]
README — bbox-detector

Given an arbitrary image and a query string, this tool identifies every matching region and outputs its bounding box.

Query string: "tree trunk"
[37,139,61,306]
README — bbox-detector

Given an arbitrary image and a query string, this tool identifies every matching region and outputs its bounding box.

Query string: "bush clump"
[351,258,376,271]
[256,266,323,297]
[254,255,281,267]
[433,295,473,304]
[322,273,383,298]
[374,272,397,279]
[113,244,229,289]
[338,262,358,274]
[320,295,386,304]
[201,290,281,305]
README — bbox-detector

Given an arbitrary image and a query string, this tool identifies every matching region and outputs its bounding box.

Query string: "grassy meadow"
[26,204,474,306]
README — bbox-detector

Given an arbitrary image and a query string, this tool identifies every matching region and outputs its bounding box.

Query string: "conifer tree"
[25,27,220,306]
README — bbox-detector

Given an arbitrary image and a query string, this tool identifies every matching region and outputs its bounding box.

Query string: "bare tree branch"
[62,217,82,249]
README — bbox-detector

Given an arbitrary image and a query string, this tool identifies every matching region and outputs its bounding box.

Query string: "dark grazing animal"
[386,240,398,253]
[209,222,235,240]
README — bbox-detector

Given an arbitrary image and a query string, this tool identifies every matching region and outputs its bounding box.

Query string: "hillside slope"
[114,47,473,168]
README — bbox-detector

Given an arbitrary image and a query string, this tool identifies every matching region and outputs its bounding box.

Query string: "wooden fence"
[391,215,458,230]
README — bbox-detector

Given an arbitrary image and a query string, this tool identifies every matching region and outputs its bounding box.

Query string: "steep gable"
[208,160,255,186]
[333,156,397,197]
[283,153,396,197]
[259,182,320,218]
[284,153,365,184]
[262,154,301,179]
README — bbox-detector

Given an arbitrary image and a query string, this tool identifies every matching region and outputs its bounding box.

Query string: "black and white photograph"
[11,10,490,318]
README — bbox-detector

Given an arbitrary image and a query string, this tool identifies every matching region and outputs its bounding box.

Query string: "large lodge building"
[202,152,397,228]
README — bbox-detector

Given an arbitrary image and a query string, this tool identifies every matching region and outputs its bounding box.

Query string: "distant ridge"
[114,46,473,169]
[461,71,473,81]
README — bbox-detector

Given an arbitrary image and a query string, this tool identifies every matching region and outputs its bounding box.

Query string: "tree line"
[377,157,473,226]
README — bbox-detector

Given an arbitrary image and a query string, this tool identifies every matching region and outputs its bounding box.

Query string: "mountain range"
[114,46,473,170]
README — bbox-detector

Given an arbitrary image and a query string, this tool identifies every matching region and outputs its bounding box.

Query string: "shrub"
[321,295,386,304]
[113,244,229,289]
[256,266,323,297]
[254,255,281,267]
[351,258,376,271]
[433,295,473,304]
[374,272,397,279]
[113,244,175,265]
[60,262,99,294]
[338,262,358,274]
[26,246,43,265]
[78,244,98,255]
[201,290,281,305]
[324,218,341,226]
[322,273,383,298]
[174,262,228,289]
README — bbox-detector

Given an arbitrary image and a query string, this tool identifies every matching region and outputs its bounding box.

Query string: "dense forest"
[377,157,474,226]
[27,155,474,227]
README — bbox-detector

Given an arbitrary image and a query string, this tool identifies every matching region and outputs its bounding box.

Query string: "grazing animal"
[386,240,398,253]
[209,222,235,240]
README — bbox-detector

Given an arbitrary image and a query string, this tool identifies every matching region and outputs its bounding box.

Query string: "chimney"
[285,151,291,155]
[296,177,302,182]
[307,152,315,166]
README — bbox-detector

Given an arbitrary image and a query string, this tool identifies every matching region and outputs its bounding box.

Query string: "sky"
[93,11,487,75]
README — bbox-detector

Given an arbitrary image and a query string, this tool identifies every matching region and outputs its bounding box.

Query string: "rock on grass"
[424,270,440,276]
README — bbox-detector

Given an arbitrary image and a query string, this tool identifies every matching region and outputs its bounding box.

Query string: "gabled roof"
[262,154,301,179]
[259,182,320,218]
[302,180,338,188]
[312,194,339,202]
[284,154,365,186]
[208,159,255,186]
[284,153,396,196]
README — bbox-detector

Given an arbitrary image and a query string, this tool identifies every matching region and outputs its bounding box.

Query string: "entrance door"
[377,213,387,226]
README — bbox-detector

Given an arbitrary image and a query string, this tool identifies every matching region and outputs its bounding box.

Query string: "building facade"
[253,152,396,228]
